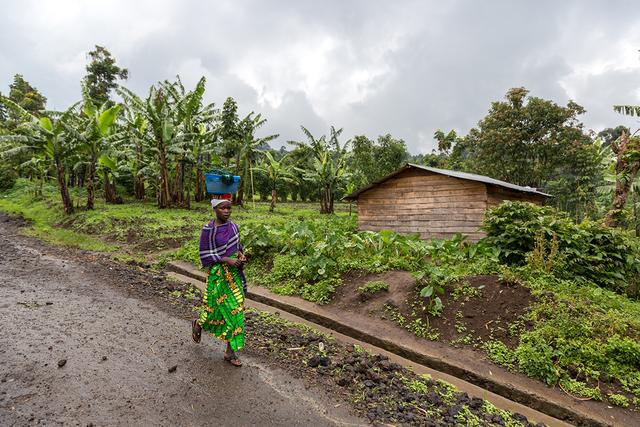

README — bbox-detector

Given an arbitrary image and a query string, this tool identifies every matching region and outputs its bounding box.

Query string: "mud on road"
[0,214,363,427]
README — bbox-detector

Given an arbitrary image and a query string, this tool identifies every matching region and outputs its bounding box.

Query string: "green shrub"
[513,333,559,385]
[605,335,640,367]
[483,340,516,369]
[300,277,340,304]
[357,280,389,295]
[559,377,602,400]
[0,164,17,191]
[482,201,640,294]
[608,393,629,407]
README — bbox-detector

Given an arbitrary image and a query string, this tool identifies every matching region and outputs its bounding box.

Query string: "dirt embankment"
[333,270,533,346]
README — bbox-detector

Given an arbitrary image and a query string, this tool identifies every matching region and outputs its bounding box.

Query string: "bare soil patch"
[333,271,534,348]
[427,275,534,346]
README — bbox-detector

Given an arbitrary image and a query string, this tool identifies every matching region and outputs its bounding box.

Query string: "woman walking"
[191,198,247,367]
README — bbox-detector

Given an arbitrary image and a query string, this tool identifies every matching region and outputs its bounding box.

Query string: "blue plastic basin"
[204,173,240,195]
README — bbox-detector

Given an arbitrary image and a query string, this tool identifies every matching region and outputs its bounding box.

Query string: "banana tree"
[118,77,215,209]
[0,97,78,213]
[253,151,294,212]
[98,153,122,203]
[168,76,217,208]
[120,110,148,199]
[69,85,122,209]
[292,126,350,214]
[118,84,181,208]
[236,112,279,206]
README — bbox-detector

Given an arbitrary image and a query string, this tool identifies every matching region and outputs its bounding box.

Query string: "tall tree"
[6,75,47,128]
[349,133,408,188]
[598,125,629,147]
[118,83,180,208]
[236,112,278,205]
[253,151,293,211]
[602,103,640,227]
[219,97,242,169]
[464,87,589,188]
[433,129,457,154]
[69,85,122,208]
[374,134,409,177]
[293,126,350,214]
[604,131,640,227]
[0,97,77,213]
[84,45,128,106]
[350,135,375,187]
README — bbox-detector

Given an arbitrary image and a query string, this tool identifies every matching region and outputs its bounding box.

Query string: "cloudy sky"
[1,0,640,153]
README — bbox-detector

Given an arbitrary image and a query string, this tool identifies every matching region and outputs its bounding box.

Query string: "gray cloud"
[1,0,640,153]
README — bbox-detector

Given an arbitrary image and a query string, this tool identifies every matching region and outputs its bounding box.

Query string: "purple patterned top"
[198,220,241,268]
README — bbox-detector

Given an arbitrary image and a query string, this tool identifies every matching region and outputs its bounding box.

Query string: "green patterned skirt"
[198,262,245,352]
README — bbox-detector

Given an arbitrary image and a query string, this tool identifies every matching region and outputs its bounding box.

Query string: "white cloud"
[1,0,640,152]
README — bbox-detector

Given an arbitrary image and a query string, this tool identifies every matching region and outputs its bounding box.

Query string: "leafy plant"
[608,394,630,407]
[483,201,640,295]
[357,280,389,295]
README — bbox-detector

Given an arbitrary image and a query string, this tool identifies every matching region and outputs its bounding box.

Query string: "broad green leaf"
[39,117,53,132]
[98,105,121,136]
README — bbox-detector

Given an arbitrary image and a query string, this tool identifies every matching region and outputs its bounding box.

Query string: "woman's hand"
[222,257,243,267]
[238,252,247,263]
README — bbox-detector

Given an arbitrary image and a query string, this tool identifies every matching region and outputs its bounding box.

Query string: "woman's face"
[215,202,232,221]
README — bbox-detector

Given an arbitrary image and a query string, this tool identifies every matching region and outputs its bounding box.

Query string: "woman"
[191,198,247,367]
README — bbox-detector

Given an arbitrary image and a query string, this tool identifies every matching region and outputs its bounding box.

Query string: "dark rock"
[337,377,350,387]
[425,392,442,405]
[512,412,528,423]
[363,380,375,388]
[365,370,380,382]
[168,365,177,373]
[388,362,402,371]
[355,363,367,374]
[448,404,463,417]
[57,359,67,368]
[492,414,505,425]
[469,397,484,409]
[307,356,321,368]
[101,356,108,361]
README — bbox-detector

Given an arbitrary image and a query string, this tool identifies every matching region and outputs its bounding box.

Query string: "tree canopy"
[84,45,129,106]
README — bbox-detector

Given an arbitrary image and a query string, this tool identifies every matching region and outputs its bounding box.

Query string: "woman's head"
[211,199,232,222]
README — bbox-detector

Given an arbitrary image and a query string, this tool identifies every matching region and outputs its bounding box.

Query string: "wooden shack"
[344,164,550,241]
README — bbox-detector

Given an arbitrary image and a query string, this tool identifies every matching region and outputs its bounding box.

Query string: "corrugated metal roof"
[344,163,552,199]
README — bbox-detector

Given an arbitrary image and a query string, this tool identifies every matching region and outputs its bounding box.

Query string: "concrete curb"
[166,261,613,427]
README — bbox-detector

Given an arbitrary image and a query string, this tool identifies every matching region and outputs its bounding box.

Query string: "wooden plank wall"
[486,186,546,209]
[357,169,488,241]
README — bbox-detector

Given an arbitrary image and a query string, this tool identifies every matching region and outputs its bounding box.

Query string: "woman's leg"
[192,319,202,343]
[224,341,242,366]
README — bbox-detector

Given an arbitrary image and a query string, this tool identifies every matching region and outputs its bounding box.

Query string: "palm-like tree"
[118,77,217,208]
[120,109,148,199]
[68,85,121,208]
[291,126,350,214]
[236,113,279,206]
[166,76,217,207]
[0,97,78,213]
[118,83,183,208]
[253,151,293,212]
[604,105,640,227]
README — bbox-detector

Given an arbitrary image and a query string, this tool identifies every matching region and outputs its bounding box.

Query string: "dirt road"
[0,214,364,426]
